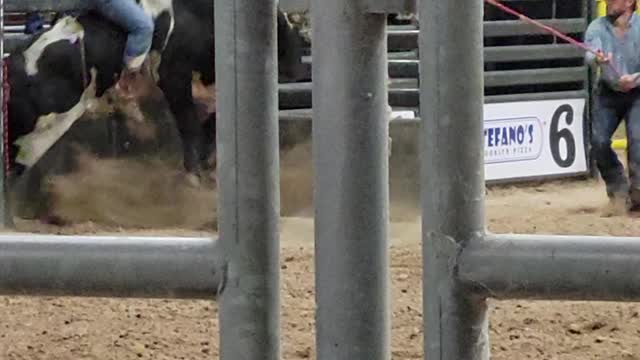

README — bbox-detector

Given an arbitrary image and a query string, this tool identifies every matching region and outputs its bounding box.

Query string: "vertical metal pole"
[420,0,489,359]
[0,0,10,228]
[215,0,280,359]
[312,0,390,359]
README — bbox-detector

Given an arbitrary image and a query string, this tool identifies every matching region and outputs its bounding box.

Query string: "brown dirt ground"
[2,140,640,360]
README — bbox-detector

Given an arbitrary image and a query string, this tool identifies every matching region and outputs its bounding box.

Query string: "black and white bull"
[7,0,306,184]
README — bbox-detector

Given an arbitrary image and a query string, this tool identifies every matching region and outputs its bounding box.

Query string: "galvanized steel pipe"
[312,0,391,359]
[0,0,8,228]
[420,0,490,359]
[0,234,226,299]
[215,0,281,359]
[459,234,640,301]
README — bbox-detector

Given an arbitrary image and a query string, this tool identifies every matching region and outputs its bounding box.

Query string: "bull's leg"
[200,112,216,170]
[158,71,203,182]
[199,112,217,184]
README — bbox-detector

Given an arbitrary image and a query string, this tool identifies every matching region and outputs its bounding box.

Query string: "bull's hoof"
[184,173,201,188]
[40,214,69,226]
[205,170,217,186]
[629,201,640,217]
[601,196,629,218]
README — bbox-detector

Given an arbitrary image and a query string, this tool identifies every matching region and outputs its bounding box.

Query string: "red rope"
[485,0,622,77]
[3,59,10,176]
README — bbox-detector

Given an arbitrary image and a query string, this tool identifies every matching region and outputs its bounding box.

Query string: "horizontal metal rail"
[278,107,416,122]
[278,84,421,109]
[484,90,587,103]
[278,89,586,121]
[485,66,586,87]
[279,78,587,110]
[0,234,227,299]
[335,71,586,89]
[388,18,587,49]
[4,24,51,32]
[6,0,87,12]
[301,58,585,81]
[458,233,640,302]
[484,18,587,37]
[485,44,583,62]
[299,59,419,80]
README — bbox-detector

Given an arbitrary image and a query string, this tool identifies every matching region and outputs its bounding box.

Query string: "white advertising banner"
[483,98,588,181]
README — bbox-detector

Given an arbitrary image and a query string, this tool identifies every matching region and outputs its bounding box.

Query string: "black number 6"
[549,104,576,168]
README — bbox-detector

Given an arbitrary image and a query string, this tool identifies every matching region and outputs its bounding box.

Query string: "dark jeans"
[591,83,640,202]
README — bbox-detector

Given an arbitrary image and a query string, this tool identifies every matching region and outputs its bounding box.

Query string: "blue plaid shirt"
[584,13,640,91]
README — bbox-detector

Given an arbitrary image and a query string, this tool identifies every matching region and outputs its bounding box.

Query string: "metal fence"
[280,0,592,110]
[3,1,640,360]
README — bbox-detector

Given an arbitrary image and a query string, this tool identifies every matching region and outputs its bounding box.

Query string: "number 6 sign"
[549,104,577,169]
[483,99,588,182]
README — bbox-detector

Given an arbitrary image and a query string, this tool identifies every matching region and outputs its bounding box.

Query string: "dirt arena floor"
[2,140,640,360]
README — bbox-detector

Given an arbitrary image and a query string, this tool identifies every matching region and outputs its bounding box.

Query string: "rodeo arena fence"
[1,0,640,359]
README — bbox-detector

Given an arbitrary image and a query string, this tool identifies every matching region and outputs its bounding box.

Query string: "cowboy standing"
[585,0,640,215]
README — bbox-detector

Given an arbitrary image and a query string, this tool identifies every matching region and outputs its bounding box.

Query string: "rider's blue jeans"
[92,0,154,70]
[591,82,640,201]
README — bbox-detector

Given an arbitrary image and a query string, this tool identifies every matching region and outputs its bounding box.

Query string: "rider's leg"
[93,0,154,71]
[25,12,45,34]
